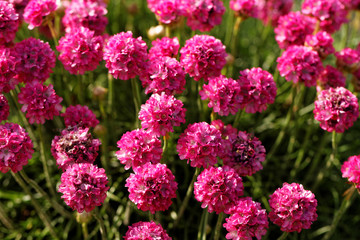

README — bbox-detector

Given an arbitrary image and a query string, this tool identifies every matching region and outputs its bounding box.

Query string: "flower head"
[0,94,9,122]
[62,105,99,128]
[7,0,29,20]
[148,0,185,25]
[317,65,346,92]
[0,48,18,93]
[0,123,34,173]
[0,1,19,45]
[124,221,172,240]
[305,31,335,59]
[269,182,318,233]
[125,163,178,214]
[149,37,180,59]
[59,163,109,212]
[230,0,259,18]
[257,0,293,26]
[335,48,360,73]
[342,155,360,189]
[314,87,359,132]
[23,0,57,30]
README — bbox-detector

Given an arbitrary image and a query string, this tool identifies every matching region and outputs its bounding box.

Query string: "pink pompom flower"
[0,48,18,93]
[317,65,346,92]
[13,37,56,83]
[305,31,335,59]
[57,27,104,75]
[223,197,269,240]
[149,37,180,59]
[7,0,29,20]
[0,123,34,173]
[0,1,19,45]
[257,0,293,26]
[18,82,62,124]
[177,122,222,168]
[277,45,323,87]
[342,155,360,189]
[116,129,162,170]
[124,221,172,240]
[59,163,109,213]
[229,0,259,18]
[180,34,227,81]
[51,127,101,171]
[238,67,277,113]
[194,166,244,214]
[314,87,359,133]
[62,105,99,128]
[274,11,315,50]
[0,94,9,122]
[148,0,185,25]
[125,163,178,214]
[199,75,243,116]
[269,182,318,233]
[103,31,148,80]
[23,0,57,30]
[139,93,186,137]
[335,48,360,73]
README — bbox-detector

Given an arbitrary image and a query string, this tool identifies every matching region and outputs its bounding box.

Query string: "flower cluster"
[229,0,258,18]
[8,0,29,20]
[341,155,360,189]
[103,31,148,80]
[0,48,18,93]
[116,129,162,170]
[0,1,19,45]
[148,0,185,25]
[0,94,9,122]
[305,31,335,59]
[269,182,318,233]
[317,65,346,92]
[177,122,222,168]
[126,163,178,214]
[0,123,34,173]
[194,166,244,214]
[62,105,99,128]
[257,0,293,26]
[148,37,180,59]
[58,163,109,213]
[139,93,186,137]
[180,35,227,81]
[23,0,57,30]
[335,48,360,73]
[51,127,101,171]
[314,87,359,133]
[124,221,172,240]
[18,82,63,124]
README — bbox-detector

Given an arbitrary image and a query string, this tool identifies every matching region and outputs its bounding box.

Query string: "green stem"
[214,212,224,240]
[107,73,114,115]
[229,16,243,77]
[165,25,171,37]
[233,109,243,129]
[47,19,58,46]
[148,211,154,221]
[93,209,107,240]
[197,209,209,240]
[162,135,168,155]
[197,80,204,121]
[131,78,142,128]
[0,202,14,230]
[277,231,289,240]
[82,222,89,240]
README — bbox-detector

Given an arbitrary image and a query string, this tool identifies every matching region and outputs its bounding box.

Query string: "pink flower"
[184,0,225,32]
[51,127,101,171]
[0,48,18,93]
[0,94,9,122]
[211,119,238,141]
[13,37,56,83]
[180,35,227,81]
[335,47,360,73]
[125,163,178,214]
[18,82,62,124]
[274,11,315,49]
[314,87,359,133]
[124,221,172,240]
[257,0,293,26]
[317,65,346,92]
[342,155,360,189]
[199,75,243,116]
[277,45,323,87]
[103,31,148,80]
[58,163,109,213]
[139,93,186,137]
[229,0,259,18]
[148,0,185,25]
[8,0,29,20]
[0,123,34,173]
[62,0,108,35]
[62,105,99,128]
[177,122,222,168]
[238,67,277,113]
[57,27,103,75]
[269,182,318,233]
[149,37,180,59]
[116,129,162,170]
[305,31,335,59]
[194,166,244,214]
[223,197,268,240]
[301,0,348,33]
[141,56,186,95]
[0,1,19,45]
[23,0,57,30]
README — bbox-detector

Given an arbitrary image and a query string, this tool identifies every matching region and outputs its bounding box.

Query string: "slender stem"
[233,109,243,129]
[77,74,85,105]
[148,211,154,221]
[131,78,142,128]
[93,209,107,240]
[229,16,243,77]
[214,212,224,240]
[162,135,167,155]
[0,202,15,230]
[107,73,114,115]
[47,19,58,46]
[165,25,171,37]
[82,222,89,240]
[277,231,289,240]
[210,111,217,122]
[197,209,209,240]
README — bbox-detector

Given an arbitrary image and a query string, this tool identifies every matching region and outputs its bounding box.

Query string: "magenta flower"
[277,45,323,87]
[223,197,268,240]
[229,0,259,18]
[62,105,99,128]
[177,122,222,168]
[148,0,185,25]
[199,75,242,116]
[23,0,57,30]
[57,27,103,75]
[0,48,18,93]
[103,31,148,80]
[116,129,162,170]
[342,155,360,189]
[305,31,335,59]
[139,93,186,137]
[269,182,318,233]
[257,0,293,26]
[124,221,172,240]
[194,166,244,214]
[149,37,180,59]
[141,56,186,95]
[8,0,29,20]
[0,94,9,122]
[0,1,19,45]
[13,37,56,83]
[274,11,315,49]
[59,163,109,213]
[317,65,346,92]
[180,35,227,81]
[314,87,359,133]
[211,119,238,141]
[0,123,34,173]
[125,163,178,214]
[18,82,62,124]
[335,48,360,73]
[238,67,277,113]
